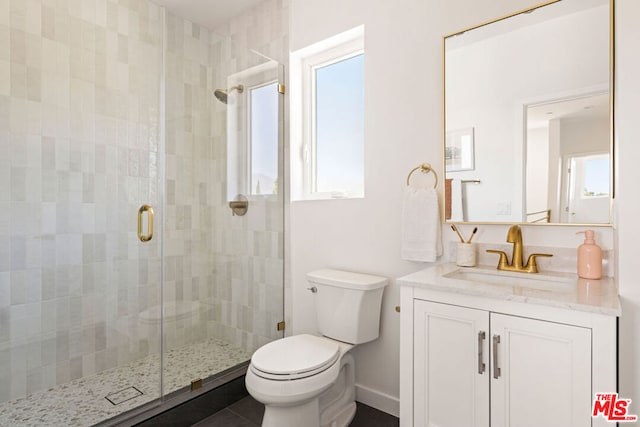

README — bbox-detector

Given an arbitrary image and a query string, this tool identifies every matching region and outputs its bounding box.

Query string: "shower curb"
[95,362,250,427]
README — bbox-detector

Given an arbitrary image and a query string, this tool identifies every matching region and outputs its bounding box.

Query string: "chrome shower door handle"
[492,334,501,379]
[138,204,154,242]
[478,331,486,374]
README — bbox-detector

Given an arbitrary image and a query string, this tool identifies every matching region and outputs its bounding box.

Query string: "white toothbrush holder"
[456,242,477,267]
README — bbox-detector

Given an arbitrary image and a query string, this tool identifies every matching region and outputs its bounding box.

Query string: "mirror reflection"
[444,0,612,224]
[526,92,610,223]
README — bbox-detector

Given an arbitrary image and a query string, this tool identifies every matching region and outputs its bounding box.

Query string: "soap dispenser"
[576,230,602,279]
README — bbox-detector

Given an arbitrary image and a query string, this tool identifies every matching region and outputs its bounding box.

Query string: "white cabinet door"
[490,313,591,427]
[414,300,490,427]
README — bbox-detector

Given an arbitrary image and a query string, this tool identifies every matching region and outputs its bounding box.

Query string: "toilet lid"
[251,334,340,380]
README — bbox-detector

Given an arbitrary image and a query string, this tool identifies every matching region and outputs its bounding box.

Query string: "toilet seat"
[250,334,340,381]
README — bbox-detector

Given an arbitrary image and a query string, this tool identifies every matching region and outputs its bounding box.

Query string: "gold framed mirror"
[443,0,614,225]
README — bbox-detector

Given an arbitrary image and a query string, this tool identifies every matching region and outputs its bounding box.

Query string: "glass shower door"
[0,0,165,424]
[161,12,285,393]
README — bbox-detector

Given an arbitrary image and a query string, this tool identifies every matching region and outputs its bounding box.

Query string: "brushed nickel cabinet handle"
[138,204,154,242]
[492,334,501,379]
[478,331,486,374]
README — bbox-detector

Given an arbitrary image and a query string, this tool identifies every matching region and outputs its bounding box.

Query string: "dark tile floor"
[192,395,399,427]
[135,375,398,427]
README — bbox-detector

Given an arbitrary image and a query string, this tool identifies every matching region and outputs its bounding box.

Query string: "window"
[226,60,280,201]
[313,53,364,195]
[579,154,610,198]
[249,82,279,195]
[294,28,365,200]
[564,152,610,223]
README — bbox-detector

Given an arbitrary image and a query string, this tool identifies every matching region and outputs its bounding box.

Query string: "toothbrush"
[467,227,478,243]
[451,224,465,243]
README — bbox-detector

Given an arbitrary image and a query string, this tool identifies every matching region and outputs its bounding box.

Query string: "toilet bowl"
[246,334,356,427]
[245,269,387,427]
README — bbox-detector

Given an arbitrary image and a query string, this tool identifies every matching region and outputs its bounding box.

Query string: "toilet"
[245,269,388,427]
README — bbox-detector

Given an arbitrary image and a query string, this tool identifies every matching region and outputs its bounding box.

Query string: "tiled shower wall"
[0,0,164,402]
[160,11,216,352]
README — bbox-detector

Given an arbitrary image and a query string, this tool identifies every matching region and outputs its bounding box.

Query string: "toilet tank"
[307,269,388,344]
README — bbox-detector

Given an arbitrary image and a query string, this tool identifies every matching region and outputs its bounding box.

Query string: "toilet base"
[261,399,356,427]
[319,352,356,427]
[262,399,320,427]
[323,401,356,427]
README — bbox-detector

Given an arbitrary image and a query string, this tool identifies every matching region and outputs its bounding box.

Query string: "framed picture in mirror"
[445,127,475,172]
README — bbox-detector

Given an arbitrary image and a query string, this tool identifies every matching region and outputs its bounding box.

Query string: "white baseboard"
[355,383,399,418]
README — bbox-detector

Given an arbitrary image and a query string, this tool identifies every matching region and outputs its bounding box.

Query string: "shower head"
[214,85,244,104]
[214,89,228,104]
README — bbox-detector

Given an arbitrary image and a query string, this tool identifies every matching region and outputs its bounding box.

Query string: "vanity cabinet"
[399,265,619,427]
[413,300,591,427]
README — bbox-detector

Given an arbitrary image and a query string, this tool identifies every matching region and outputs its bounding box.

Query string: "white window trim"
[294,28,365,201]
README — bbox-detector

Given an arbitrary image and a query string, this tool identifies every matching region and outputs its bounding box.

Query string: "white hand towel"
[401,187,442,262]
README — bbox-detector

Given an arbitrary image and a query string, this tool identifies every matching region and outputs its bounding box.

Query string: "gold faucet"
[486,225,553,273]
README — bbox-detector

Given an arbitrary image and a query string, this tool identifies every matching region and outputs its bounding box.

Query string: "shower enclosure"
[0,1,286,425]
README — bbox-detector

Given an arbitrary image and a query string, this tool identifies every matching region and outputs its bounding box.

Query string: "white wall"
[614,0,640,412]
[561,117,610,155]
[526,127,549,216]
[288,0,639,417]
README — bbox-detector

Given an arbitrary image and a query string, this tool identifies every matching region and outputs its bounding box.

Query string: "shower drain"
[105,386,144,405]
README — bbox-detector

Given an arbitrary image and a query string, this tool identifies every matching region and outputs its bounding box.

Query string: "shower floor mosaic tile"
[0,338,251,427]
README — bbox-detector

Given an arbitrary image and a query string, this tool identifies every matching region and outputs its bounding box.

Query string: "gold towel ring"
[406,163,438,189]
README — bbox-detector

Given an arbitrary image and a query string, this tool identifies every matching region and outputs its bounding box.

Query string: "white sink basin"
[443,267,576,291]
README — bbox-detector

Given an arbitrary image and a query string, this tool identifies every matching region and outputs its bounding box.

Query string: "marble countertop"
[398,263,621,316]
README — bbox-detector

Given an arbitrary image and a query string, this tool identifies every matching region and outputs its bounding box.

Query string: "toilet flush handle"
[307,286,317,293]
